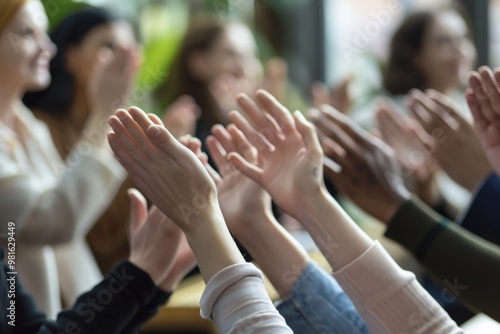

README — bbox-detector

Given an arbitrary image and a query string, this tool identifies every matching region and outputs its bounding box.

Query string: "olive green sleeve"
[385,197,500,321]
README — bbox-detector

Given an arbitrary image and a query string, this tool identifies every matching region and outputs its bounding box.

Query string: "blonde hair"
[0,0,28,34]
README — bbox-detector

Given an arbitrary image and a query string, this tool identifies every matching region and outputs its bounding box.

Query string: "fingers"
[148,113,165,126]
[236,93,284,147]
[468,71,496,121]
[227,152,263,185]
[465,88,488,131]
[108,114,152,165]
[309,108,359,158]
[226,124,257,161]
[293,111,322,156]
[407,90,449,132]
[115,109,156,157]
[255,89,295,134]
[425,89,464,125]
[127,188,148,232]
[206,135,233,176]
[229,110,275,153]
[146,124,181,155]
[212,124,237,153]
[318,104,373,148]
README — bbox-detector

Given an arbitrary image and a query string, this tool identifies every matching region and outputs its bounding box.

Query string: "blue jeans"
[276,261,370,334]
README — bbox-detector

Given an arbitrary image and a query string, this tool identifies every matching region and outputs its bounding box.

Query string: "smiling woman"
[0,0,127,318]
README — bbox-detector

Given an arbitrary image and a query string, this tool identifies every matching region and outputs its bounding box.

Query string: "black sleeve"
[120,288,172,334]
[38,261,159,334]
[1,261,46,334]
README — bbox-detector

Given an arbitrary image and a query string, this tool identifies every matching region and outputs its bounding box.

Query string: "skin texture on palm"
[465,66,500,176]
[407,88,492,191]
[107,106,245,283]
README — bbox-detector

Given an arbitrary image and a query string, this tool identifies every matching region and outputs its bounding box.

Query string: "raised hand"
[376,101,441,206]
[162,95,200,139]
[127,189,183,286]
[107,106,218,232]
[108,106,244,283]
[89,47,141,115]
[226,90,324,220]
[310,105,410,223]
[311,76,352,114]
[192,124,272,235]
[408,88,492,191]
[465,66,500,175]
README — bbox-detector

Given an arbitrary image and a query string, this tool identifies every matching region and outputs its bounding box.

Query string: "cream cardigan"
[0,103,125,318]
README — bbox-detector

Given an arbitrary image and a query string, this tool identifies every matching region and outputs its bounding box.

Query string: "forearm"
[333,242,462,334]
[386,197,500,321]
[232,209,309,297]
[298,188,372,270]
[200,263,292,333]
[185,209,246,283]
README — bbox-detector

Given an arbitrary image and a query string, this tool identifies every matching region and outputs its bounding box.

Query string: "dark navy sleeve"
[459,172,500,245]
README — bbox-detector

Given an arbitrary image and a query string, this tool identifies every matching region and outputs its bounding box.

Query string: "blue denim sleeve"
[276,261,370,334]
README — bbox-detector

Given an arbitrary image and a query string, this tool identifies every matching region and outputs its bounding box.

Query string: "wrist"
[184,208,246,282]
[128,257,163,286]
[229,207,275,238]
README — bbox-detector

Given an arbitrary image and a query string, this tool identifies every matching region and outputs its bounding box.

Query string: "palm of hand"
[259,132,322,218]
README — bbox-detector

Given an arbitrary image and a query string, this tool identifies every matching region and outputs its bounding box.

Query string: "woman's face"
[0,0,56,93]
[415,10,476,92]
[192,23,261,82]
[66,21,136,87]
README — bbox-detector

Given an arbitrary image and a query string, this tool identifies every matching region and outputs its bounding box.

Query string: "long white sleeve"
[0,108,125,245]
[333,241,463,334]
[200,263,292,334]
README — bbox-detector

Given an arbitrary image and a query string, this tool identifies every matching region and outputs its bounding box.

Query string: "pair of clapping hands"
[309,66,500,224]
[108,90,323,286]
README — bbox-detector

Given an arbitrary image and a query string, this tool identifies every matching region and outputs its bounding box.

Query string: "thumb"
[293,111,322,155]
[147,124,180,154]
[128,188,148,233]
[227,152,262,185]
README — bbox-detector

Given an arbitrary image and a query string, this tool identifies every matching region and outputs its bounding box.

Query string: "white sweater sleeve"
[333,241,463,334]
[0,147,125,245]
[200,263,293,334]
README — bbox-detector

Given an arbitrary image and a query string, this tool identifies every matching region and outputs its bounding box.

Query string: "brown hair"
[383,4,473,95]
[154,17,226,128]
[0,0,28,34]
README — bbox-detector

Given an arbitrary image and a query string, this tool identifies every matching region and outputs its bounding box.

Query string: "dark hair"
[154,17,226,128]
[23,7,118,115]
[383,4,473,95]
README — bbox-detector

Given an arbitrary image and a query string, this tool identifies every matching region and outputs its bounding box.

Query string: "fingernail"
[148,125,161,138]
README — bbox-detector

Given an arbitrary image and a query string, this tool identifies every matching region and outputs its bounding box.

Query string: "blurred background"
[41,0,496,116]
[35,1,496,332]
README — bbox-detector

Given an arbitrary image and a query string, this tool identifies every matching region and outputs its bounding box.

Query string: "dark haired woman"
[384,6,475,96]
